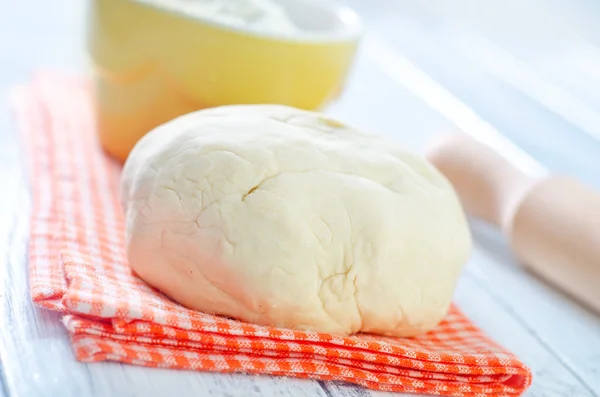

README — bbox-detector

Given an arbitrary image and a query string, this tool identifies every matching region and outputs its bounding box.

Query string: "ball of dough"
[121,105,472,337]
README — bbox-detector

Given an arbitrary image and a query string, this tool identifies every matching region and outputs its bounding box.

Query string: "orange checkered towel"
[13,74,532,397]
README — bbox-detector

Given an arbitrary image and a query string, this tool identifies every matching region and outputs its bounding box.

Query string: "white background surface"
[0,0,599,396]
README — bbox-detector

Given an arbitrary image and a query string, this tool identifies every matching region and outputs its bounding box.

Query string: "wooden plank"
[468,221,600,395]
[457,268,595,397]
[446,31,600,145]
[323,382,429,397]
[327,50,452,146]
[525,45,600,115]
[360,11,599,182]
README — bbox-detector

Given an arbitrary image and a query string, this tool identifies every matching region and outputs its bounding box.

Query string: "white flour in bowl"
[138,0,299,34]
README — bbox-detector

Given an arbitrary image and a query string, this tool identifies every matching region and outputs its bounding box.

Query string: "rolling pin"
[426,133,600,313]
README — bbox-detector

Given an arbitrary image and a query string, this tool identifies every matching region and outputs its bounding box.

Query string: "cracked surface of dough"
[121,105,472,337]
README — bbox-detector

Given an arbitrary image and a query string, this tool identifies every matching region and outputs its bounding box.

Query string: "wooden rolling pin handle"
[425,133,600,313]
[425,133,537,230]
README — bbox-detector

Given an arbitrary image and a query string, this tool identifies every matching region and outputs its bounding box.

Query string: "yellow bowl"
[88,0,363,161]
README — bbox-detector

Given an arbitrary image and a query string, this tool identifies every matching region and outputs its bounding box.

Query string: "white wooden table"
[1,0,599,396]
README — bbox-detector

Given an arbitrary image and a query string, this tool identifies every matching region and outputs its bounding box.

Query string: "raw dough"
[121,105,472,337]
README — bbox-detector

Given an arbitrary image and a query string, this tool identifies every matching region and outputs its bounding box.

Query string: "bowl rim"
[134,0,364,43]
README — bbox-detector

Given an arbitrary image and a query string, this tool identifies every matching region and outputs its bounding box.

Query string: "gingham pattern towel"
[13,74,532,397]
